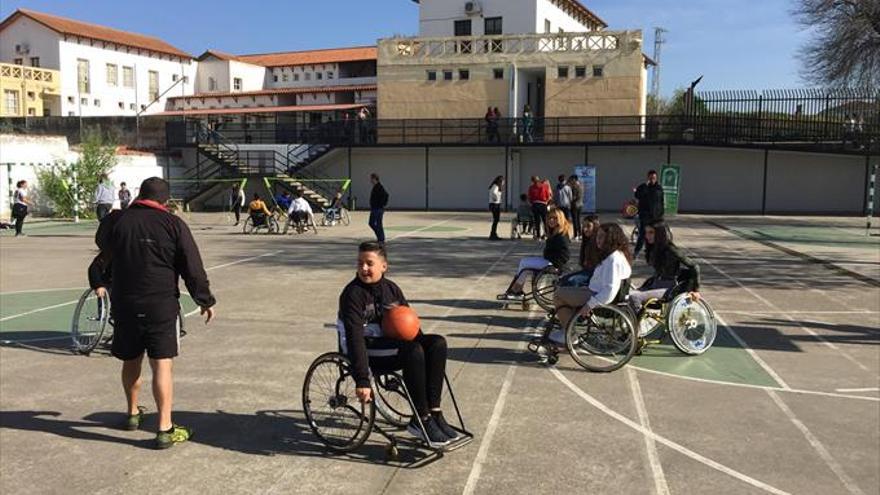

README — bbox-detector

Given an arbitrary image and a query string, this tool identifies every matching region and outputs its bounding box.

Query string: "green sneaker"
[125,406,146,431]
[155,424,193,450]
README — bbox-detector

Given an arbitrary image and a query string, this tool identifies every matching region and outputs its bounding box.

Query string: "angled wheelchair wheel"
[309,218,319,235]
[630,226,638,245]
[532,267,559,313]
[302,352,375,453]
[71,289,111,355]
[510,218,518,239]
[636,300,665,338]
[372,372,413,428]
[565,305,637,373]
[340,208,351,226]
[267,217,280,235]
[243,217,255,234]
[667,295,717,355]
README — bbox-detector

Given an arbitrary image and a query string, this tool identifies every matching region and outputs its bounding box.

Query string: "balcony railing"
[0,63,58,84]
[380,30,633,60]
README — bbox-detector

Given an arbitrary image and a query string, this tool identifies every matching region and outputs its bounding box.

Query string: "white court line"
[550,368,791,495]
[0,298,81,323]
[835,387,879,393]
[204,250,283,271]
[766,390,866,495]
[389,217,459,241]
[717,313,791,390]
[0,335,70,344]
[627,368,670,495]
[718,310,878,316]
[462,316,538,495]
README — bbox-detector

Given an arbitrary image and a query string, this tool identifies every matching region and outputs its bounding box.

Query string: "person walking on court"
[118,182,132,209]
[94,175,115,220]
[488,175,504,240]
[11,179,32,237]
[90,177,216,450]
[369,173,389,244]
[569,175,583,239]
[528,176,550,239]
[230,183,245,226]
[633,169,665,257]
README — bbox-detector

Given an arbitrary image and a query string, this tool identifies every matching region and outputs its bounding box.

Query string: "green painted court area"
[0,288,199,343]
[0,219,98,237]
[384,225,469,232]
[724,224,880,250]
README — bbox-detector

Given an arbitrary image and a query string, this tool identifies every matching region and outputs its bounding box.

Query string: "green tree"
[36,128,117,218]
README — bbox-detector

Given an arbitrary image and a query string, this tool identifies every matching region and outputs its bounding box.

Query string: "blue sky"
[1,0,810,97]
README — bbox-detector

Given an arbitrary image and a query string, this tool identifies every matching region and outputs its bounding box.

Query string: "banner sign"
[575,164,597,213]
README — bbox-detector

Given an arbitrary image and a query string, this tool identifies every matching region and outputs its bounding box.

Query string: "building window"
[4,90,20,115]
[208,77,217,91]
[558,66,569,78]
[77,58,90,94]
[327,71,334,79]
[26,91,35,100]
[81,97,88,106]
[129,103,136,110]
[593,65,604,77]
[148,70,159,100]
[27,107,36,116]
[575,66,586,78]
[484,17,503,35]
[233,77,242,91]
[172,74,178,82]
[443,70,453,81]
[305,73,311,81]
[545,19,551,33]
[118,101,124,109]
[67,96,74,104]
[493,68,504,79]
[30,57,40,67]
[140,104,146,111]
[13,58,23,65]
[290,74,295,81]
[454,19,472,36]
[94,99,101,107]
[459,69,470,80]
[106,63,118,86]
[68,111,75,116]
[317,72,323,80]
[43,108,50,116]
[427,70,437,81]
[273,75,278,82]
[123,66,134,87]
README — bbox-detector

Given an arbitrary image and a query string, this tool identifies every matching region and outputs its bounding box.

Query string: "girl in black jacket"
[629,221,701,310]
[498,207,571,300]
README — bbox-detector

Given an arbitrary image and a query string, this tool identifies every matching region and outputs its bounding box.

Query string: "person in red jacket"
[527,176,551,239]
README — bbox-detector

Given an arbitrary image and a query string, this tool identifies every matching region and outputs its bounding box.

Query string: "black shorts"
[111,313,181,361]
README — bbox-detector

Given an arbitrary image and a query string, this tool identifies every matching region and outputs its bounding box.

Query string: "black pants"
[489,203,501,238]
[369,208,385,243]
[571,205,582,238]
[634,217,649,256]
[12,204,27,235]
[531,203,548,238]
[369,334,447,417]
[233,204,242,224]
[96,203,112,220]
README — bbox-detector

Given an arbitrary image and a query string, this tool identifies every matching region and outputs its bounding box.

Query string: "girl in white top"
[488,175,504,240]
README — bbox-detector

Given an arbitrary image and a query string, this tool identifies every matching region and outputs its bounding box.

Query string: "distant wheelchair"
[528,280,638,373]
[509,213,533,239]
[497,265,560,313]
[243,212,279,235]
[302,330,473,459]
[321,207,351,227]
[635,280,717,355]
[284,211,318,235]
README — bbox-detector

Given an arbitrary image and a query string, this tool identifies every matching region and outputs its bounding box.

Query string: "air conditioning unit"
[464,1,482,15]
[15,43,30,54]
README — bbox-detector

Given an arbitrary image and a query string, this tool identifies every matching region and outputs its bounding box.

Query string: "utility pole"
[651,27,667,102]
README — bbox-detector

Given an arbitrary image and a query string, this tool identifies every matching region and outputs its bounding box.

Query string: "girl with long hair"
[488,176,504,240]
[629,222,701,310]
[498,207,572,300]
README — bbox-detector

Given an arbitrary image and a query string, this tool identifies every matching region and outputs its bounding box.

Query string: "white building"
[0,8,196,117]
[415,0,606,37]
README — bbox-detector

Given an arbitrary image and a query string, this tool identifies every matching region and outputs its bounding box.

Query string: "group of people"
[487,174,585,241]
[484,105,537,144]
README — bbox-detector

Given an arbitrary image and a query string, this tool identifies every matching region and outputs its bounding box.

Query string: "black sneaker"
[407,416,450,445]
[431,411,460,440]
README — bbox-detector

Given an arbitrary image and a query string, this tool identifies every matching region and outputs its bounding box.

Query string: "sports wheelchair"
[634,280,717,355]
[284,210,319,235]
[321,207,351,227]
[243,212,280,234]
[497,265,560,313]
[302,331,473,460]
[510,211,534,239]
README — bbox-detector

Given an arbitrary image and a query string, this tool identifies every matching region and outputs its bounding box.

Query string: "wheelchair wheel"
[510,218,518,239]
[532,268,559,313]
[321,211,331,227]
[630,225,638,245]
[302,352,375,453]
[636,301,665,338]
[565,305,637,372]
[340,208,351,226]
[372,372,413,428]
[71,289,111,355]
[267,217,280,235]
[667,295,717,355]
[243,217,255,234]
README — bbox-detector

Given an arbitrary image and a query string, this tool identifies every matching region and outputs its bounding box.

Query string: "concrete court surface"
[0,211,878,495]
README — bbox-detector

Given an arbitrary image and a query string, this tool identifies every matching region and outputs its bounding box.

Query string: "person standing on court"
[369,173,389,244]
[94,174,115,220]
[230,183,245,226]
[557,176,573,221]
[118,182,132,209]
[568,175,583,240]
[11,179,32,237]
[488,175,504,240]
[633,169,665,257]
[527,176,550,239]
[91,177,216,450]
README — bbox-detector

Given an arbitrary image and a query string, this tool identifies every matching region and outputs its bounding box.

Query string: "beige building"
[0,62,60,116]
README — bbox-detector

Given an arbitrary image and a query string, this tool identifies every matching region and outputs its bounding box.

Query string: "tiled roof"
[0,9,192,59]
[157,103,366,116]
[237,46,377,68]
[197,50,248,63]
[558,0,607,28]
[167,84,377,100]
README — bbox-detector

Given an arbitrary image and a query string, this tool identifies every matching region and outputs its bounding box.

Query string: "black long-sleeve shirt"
[338,276,408,387]
[646,243,700,292]
[635,182,665,222]
[92,203,215,319]
[370,182,389,209]
[543,232,571,269]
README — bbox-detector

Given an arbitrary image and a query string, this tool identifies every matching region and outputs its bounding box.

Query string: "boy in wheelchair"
[248,193,272,227]
[337,241,459,445]
[511,193,533,238]
[286,190,314,228]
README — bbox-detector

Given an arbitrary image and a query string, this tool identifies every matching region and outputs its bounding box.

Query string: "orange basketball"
[382,305,420,341]
[622,202,639,219]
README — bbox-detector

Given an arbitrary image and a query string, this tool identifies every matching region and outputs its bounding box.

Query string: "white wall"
[418,0,593,37]
[196,57,229,93]
[0,16,61,69]
[671,146,764,212]
[765,150,866,213]
[268,63,342,88]
[229,60,266,92]
[57,38,195,117]
[535,0,598,33]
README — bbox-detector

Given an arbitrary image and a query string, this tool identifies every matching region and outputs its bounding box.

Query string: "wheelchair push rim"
[667,295,717,355]
[71,289,111,355]
[302,353,375,452]
[531,268,559,313]
[565,305,637,373]
[372,373,413,428]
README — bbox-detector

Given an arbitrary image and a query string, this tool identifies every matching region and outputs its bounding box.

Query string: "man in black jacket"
[91,177,216,450]
[633,170,665,257]
[368,173,389,244]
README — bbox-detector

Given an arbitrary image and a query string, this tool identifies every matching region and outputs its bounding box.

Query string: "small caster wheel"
[386,443,399,461]
[547,354,559,365]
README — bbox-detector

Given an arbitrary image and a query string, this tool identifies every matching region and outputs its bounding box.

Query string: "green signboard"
[660,164,681,215]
